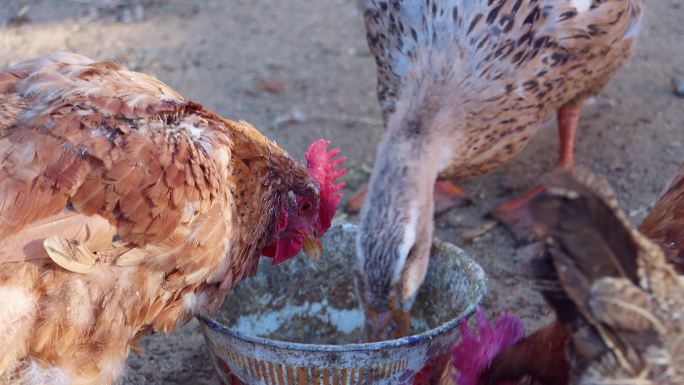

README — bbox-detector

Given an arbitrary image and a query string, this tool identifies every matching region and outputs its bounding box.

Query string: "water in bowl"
[217,225,464,345]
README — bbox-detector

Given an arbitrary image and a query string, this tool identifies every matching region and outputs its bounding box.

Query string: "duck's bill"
[302,235,322,261]
[363,305,412,342]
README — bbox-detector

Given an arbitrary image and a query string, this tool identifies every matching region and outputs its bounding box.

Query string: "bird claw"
[434,180,472,215]
[490,185,547,243]
[344,185,368,214]
[345,180,471,215]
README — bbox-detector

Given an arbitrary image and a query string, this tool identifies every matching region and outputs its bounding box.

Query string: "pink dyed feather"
[305,139,346,233]
[451,307,524,385]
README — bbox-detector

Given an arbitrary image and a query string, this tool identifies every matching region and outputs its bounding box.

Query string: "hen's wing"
[360,0,642,121]
[0,210,116,263]
[639,163,684,272]
[0,53,233,275]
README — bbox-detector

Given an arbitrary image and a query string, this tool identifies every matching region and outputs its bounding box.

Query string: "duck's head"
[354,137,437,342]
[354,86,460,341]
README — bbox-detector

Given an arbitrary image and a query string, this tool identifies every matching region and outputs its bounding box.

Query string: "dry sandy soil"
[0,0,682,384]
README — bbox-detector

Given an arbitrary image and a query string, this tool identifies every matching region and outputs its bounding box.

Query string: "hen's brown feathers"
[480,321,570,385]
[0,53,220,246]
[0,53,313,385]
[639,163,684,272]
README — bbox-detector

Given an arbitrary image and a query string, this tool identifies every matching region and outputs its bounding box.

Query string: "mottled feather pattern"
[0,53,320,385]
[361,0,641,177]
[356,0,643,345]
[525,170,684,384]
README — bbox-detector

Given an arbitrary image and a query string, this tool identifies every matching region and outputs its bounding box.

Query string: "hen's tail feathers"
[639,162,684,272]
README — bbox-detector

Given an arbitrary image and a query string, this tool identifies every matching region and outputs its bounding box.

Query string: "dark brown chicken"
[478,165,684,385]
[0,53,346,385]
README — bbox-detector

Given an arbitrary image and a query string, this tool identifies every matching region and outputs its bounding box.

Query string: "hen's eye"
[299,201,313,213]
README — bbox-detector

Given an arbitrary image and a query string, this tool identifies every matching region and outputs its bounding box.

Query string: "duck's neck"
[361,103,459,302]
[381,82,460,179]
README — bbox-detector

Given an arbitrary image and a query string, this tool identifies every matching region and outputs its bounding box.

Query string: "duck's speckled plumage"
[363,0,641,176]
[356,0,644,338]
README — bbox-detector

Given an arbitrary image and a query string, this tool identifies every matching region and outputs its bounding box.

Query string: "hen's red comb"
[305,139,346,233]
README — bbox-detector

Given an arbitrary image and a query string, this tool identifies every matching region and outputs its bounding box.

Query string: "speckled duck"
[353,0,644,340]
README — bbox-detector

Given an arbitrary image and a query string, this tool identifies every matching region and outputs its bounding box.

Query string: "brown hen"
[639,163,684,273]
[0,53,345,385]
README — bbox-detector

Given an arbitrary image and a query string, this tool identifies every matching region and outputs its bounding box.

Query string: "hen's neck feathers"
[217,115,306,280]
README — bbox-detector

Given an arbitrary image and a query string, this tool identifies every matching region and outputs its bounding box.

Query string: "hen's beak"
[302,234,322,261]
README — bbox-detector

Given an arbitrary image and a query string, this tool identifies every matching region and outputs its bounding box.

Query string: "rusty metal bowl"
[199,223,486,385]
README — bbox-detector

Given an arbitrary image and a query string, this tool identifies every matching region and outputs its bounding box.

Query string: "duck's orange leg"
[492,103,580,238]
[345,180,471,215]
[433,180,472,214]
[344,185,369,214]
[555,103,579,170]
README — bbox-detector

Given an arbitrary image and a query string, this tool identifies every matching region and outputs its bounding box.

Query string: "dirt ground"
[0,0,682,384]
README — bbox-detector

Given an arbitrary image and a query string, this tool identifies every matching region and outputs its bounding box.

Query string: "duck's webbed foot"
[492,103,580,241]
[344,184,369,214]
[491,185,549,241]
[345,180,471,215]
[434,180,472,215]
